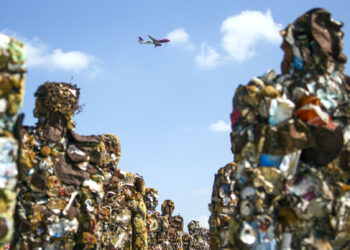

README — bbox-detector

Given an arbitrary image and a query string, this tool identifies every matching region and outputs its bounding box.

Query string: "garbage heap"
[182,220,210,250]
[144,187,210,250]
[144,187,170,249]
[0,33,26,247]
[144,192,185,249]
[12,82,148,249]
[98,135,148,249]
[161,200,185,249]
[209,8,350,249]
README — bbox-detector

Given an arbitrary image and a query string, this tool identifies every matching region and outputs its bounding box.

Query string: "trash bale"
[0,33,26,247]
[100,166,147,250]
[182,220,210,250]
[12,82,148,249]
[144,191,189,249]
[144,187,172,249]
[161,199,184,249]
[209,8,350,249]
[13,82,94,249]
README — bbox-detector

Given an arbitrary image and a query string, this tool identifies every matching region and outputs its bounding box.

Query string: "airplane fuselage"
[138,36,170,47]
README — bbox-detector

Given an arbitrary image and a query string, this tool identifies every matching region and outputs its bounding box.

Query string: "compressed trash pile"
[182,220,210,250]
[144,193,211,250]
[0,33,26,247]
[164,201,185,249]
[144,187,170,249]
[10,80,197,249]
[100,163,148,249]
[161,199,185,249]
[144,191,186,250]
[12,82,148,249]
[209,8,350,249]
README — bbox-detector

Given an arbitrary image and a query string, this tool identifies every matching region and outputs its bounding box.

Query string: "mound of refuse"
[209,8,350,249]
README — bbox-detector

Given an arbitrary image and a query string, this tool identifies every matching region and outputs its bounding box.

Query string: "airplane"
[138,35,170,47]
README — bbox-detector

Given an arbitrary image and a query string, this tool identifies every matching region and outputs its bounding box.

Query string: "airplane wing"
[148,35,157,42]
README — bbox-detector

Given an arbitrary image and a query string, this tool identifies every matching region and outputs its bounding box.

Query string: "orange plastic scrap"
[295,94,336,129]
[295,106,329,125]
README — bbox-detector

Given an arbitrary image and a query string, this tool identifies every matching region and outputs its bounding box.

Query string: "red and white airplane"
[138,35,170,47]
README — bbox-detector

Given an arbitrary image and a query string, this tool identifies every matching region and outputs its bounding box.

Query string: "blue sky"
[3,0,350,228]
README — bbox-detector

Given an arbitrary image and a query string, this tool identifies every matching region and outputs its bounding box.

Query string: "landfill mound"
[0,33,210,249]
[209,8,350,249]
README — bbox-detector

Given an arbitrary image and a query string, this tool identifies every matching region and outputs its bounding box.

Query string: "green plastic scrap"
[8,39,26,64]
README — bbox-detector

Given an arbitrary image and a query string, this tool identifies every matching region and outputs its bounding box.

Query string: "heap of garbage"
[0,33,26,247]
[15,82,98,247]
[10,81,147,249]
[209,8,350,249]
[183,220,210,249]
[144,188,210,249]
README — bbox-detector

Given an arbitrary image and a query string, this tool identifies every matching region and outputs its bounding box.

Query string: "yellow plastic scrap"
[40,145,51,157]
[261,85,280,98]
[0,77,13,96]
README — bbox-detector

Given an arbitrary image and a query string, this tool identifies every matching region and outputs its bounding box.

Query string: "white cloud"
[195,43,220,69]
[2,30,100,73]
[26,38,97,72]
[220,9,282,62]
[47,49,93,71]
[210,120,231,132]
[193,215,209,229]
[167,28,194,50]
